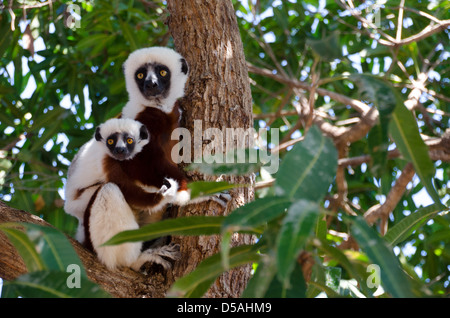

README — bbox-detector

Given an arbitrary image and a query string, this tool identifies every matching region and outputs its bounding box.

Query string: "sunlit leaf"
[103,216,226,246]
[0,223,45,273]
[222,196,293,232]
[350,217,417,298]
[2,271,109,298]
[389,97,442,206]
[187,180,239,199]
[385,203,445,246]
[274,125,337,201]
[276,200,319,287]
[169,245,260,298]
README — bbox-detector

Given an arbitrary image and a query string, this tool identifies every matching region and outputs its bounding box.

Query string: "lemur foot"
[137,243,181,274]
[211,192,232,208]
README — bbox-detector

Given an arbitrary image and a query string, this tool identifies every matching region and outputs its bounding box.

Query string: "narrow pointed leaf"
[169,245,260,298]
[242,258,277,298]
[103,216,226,246]
[276,200,319,286]
[222,196,293,232]
[20,223,86,277]
[350,217,416,298]
[385,203,445,246]
[265,262,307,298]
[274,125,337,201]
[351,74,396,179]
[389,94,441,205]
[187,181,238,199]
[2,271,109,298]
[315,239,371,296]
[0,223,45,272]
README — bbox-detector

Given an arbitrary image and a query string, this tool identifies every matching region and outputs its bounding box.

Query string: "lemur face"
[104,132,137,161]
[95,118,150,161]
[122,47,189,112]
[134,63,171,100]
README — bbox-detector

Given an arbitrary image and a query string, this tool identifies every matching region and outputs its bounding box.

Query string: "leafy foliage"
[0,222,109,297]
[1,0,450,297]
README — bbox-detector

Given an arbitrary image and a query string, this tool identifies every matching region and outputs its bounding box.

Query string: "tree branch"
[247,63,371,114]
[364,162,415,235]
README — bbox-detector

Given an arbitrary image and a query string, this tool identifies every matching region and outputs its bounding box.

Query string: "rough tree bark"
[0,0,254,298]
[166,0,254,298]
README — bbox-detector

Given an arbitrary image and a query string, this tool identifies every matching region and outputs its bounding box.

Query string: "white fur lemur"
[65,47,191,241]
[92,118,181,270]
[66,118,180,270]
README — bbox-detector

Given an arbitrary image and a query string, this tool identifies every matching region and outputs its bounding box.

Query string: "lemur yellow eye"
[127,138,134,144]
[160,70,167,77]
[137,73,144,79]
[107,139,114,145]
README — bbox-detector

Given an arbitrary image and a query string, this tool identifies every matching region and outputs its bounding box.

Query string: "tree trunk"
[166,0,254,297]
[0,0,253,298]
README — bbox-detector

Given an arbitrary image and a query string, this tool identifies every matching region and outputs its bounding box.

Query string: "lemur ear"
[95,127,102,141]
[139,124,149,141]
[180,58,188,75]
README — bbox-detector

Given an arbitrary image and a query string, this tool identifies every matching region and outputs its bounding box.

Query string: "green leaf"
[169,245,260,298]
[389,94,442,206]
[119,20,138,51]
[351,74,397,178]
[187,181,238,200]
[306,33,342,61]
[274,125,337,201]
[2,271,109,298]
[222,196,293,232]
[0,223,87,277]
[367,123,389,178]
[350,217,416,298]
[76,33,111,50]
[351,74,397,117]
[29,121,63,152]
[28,107,68,134]
[0,223,46,272]
[264,261,307,298]
[20,223,87,277]
[325,266,342,294]
[103,216,226,246]
[314,239,371,296]
[276,200,319,287]
[10,190,35,214]
[242,258,277,298]
[220,230,232,271]
[385,203,445,246]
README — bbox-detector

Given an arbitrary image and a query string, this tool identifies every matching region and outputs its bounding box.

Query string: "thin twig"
[364,162,415,235]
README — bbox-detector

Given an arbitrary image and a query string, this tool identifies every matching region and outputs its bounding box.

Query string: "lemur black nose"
[114,147,126,154]
[144,80,158,89]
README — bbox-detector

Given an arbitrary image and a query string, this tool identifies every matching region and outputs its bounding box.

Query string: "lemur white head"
[122,47,189,114]
[95,118,150,161]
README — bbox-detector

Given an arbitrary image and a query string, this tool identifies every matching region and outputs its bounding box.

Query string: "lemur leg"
[89,183,142,270]
[89,182,180,271]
